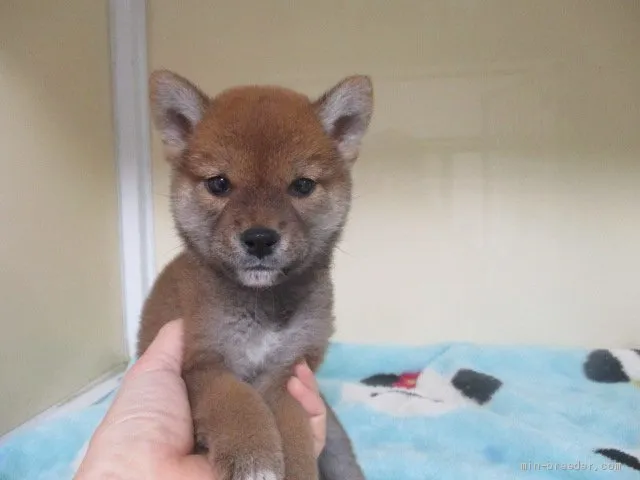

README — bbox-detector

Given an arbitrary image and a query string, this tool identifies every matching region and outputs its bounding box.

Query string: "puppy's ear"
[149,70,209,161]
[314,75,373,164]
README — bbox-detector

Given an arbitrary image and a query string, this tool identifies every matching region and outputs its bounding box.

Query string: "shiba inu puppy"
[137,70,373,480]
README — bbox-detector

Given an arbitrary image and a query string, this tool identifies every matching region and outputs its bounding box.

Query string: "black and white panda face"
[340,367,502,417]
[585,348,640,472]
[596,447,640,472]
[584,348,640,384]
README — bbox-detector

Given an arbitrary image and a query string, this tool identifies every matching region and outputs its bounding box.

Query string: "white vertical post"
[109,0,156,357]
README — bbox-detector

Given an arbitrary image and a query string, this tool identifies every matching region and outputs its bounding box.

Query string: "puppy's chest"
[216,313,310,382]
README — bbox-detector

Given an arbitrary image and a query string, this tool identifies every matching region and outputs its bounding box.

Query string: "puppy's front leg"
[185,363,285,480]
[261,378,318,480]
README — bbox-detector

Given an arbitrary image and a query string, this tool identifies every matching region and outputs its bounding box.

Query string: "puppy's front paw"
[230,460,279,480]
[215,450,284,480]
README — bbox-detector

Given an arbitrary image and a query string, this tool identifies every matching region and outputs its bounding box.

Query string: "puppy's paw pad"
[235,468,277,480]
[246,470,277,480]
[226,457,282,480]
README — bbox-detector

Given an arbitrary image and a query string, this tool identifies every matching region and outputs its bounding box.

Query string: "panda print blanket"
[0,343,639,479]
[318,342,640,479]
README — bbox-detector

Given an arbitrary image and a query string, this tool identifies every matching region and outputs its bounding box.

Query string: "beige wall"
[0,1,126,434]
[148,1,640,348]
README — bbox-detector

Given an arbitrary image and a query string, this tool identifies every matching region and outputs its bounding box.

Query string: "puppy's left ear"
[314,75,373,164]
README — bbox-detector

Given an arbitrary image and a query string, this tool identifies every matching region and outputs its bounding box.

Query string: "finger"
[131,319,185,376]
[287,376,326,418]
[94,318,194,454]
[293,361,319,392]
[309,414,327,458]
[287,376,327,457]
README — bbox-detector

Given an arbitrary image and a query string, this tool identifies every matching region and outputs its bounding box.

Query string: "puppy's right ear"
[149,70,209,161]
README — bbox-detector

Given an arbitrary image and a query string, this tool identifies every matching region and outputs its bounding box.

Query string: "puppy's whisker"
[271,289,276,317]
[254,290,259,323]
[336,245,354,257]
[164,244,183,255]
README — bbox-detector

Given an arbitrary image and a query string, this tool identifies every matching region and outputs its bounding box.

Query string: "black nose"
[241,227,281,259]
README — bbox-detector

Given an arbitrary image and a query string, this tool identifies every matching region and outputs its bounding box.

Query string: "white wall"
[0,1,126,434]
[148,1,640,348]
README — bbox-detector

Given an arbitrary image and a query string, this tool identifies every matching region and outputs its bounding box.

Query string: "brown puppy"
[137,70,373,480]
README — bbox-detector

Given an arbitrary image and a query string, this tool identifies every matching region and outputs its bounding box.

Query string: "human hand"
[287,361,327,458]
[74,319,326,480]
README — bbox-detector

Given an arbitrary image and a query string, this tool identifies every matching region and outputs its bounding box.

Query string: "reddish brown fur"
[138,70,372,480]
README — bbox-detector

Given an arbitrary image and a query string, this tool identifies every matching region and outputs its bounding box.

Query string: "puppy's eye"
[289,177,316,197]
[205,175,231,196]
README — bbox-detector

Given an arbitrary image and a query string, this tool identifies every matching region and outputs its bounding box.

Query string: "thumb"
[132,319,185,376]
[99,318,187,425]
[95,318,192,446]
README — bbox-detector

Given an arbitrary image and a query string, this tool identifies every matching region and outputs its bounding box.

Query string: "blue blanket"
[1,343,639,479]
